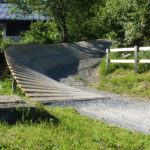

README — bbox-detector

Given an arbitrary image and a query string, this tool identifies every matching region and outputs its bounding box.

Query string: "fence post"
[106,48,110,73]
[12,78,16,94]
[134,46,138,73]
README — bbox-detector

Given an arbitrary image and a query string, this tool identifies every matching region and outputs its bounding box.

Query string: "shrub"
[20,21,61,44]
[0,38,14,52]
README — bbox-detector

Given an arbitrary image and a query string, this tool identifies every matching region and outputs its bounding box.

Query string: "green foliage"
[99,0,150,46]
[0,77,12,95]
[20,21,61,44]
[1,107,150,149]
[0,27,14,51]
[0,38,14,51]
[10,0,104,42]
[8,0,150,46]
[0,77,25,96]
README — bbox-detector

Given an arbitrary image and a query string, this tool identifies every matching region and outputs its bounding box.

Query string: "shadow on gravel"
[0,107,59,125]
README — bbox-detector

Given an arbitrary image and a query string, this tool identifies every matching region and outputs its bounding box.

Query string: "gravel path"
[75,91,150,134]
[49,90,150,134]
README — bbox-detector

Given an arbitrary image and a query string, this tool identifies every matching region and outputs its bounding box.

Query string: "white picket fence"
[106,46,150,73]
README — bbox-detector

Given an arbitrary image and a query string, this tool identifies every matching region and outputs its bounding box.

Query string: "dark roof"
[0,1,50,21]
[0,0,7,2]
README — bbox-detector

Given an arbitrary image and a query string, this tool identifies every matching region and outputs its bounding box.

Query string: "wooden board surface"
[5,41,108,102]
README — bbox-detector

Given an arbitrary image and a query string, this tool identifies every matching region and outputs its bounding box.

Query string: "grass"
[98,53,150,98]
[1,106,150,150]
[0,76,25,96]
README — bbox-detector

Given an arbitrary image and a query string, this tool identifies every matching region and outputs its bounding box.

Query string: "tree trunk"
[61,16,68,42]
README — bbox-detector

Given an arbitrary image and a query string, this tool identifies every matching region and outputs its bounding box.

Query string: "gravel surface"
[49,90,150,134]
[76,91,150,134]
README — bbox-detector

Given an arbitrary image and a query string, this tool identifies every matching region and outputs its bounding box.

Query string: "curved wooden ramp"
[5,41,110,102]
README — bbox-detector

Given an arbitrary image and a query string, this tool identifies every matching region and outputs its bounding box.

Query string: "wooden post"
[12,78,16,94]
[134,46,138,73]
[106,48,110,73]
[2,23,7,39]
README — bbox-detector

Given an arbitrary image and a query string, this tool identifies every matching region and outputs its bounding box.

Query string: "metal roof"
[0,0,7,2]
[0,2,50,21]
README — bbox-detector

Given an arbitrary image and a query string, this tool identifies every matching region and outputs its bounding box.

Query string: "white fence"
[106,46,150,73]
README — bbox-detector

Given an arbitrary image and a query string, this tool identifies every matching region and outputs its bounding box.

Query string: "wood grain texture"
[5,42,107,102]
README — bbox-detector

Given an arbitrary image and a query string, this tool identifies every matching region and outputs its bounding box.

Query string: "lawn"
[0,106,150,150]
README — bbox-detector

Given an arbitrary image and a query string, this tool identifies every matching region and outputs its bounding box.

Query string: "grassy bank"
[1,106,150,150]
[98,56,150,98]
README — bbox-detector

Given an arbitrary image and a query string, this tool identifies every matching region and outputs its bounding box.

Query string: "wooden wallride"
[5,42,106,102]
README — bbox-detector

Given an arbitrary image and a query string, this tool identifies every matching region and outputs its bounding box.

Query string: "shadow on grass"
[0,107,59,125]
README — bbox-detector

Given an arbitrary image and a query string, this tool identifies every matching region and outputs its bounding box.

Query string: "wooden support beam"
[12,78,17,94]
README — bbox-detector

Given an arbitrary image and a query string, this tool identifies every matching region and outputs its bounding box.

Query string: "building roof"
[0,1,50,21]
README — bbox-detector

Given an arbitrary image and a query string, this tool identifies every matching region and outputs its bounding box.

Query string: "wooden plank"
[24,90,87,94]
[16,81,53,87]
[139,59,150,63]
[26,93,95,97]
[15,77,50,84]
[110,60,135,63]
[21,85,67,90]
[30,96,102,102]
[110,47,134,52]
[139,47,150,51]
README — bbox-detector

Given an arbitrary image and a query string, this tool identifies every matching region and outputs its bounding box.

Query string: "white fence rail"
[106,46,150,73]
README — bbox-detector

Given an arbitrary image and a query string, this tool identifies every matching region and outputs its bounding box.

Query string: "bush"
[20,21,61,44]
[0,38,14,52]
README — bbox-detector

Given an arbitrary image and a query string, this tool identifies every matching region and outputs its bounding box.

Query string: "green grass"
[1,106,150,150]
[0,77,25,96]
[98,56,150,98]
[0,77,12,95]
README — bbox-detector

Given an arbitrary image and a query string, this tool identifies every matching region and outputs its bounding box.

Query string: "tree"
[97,0,150,47]
[9,0,103,42]
[20,21,61,44]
